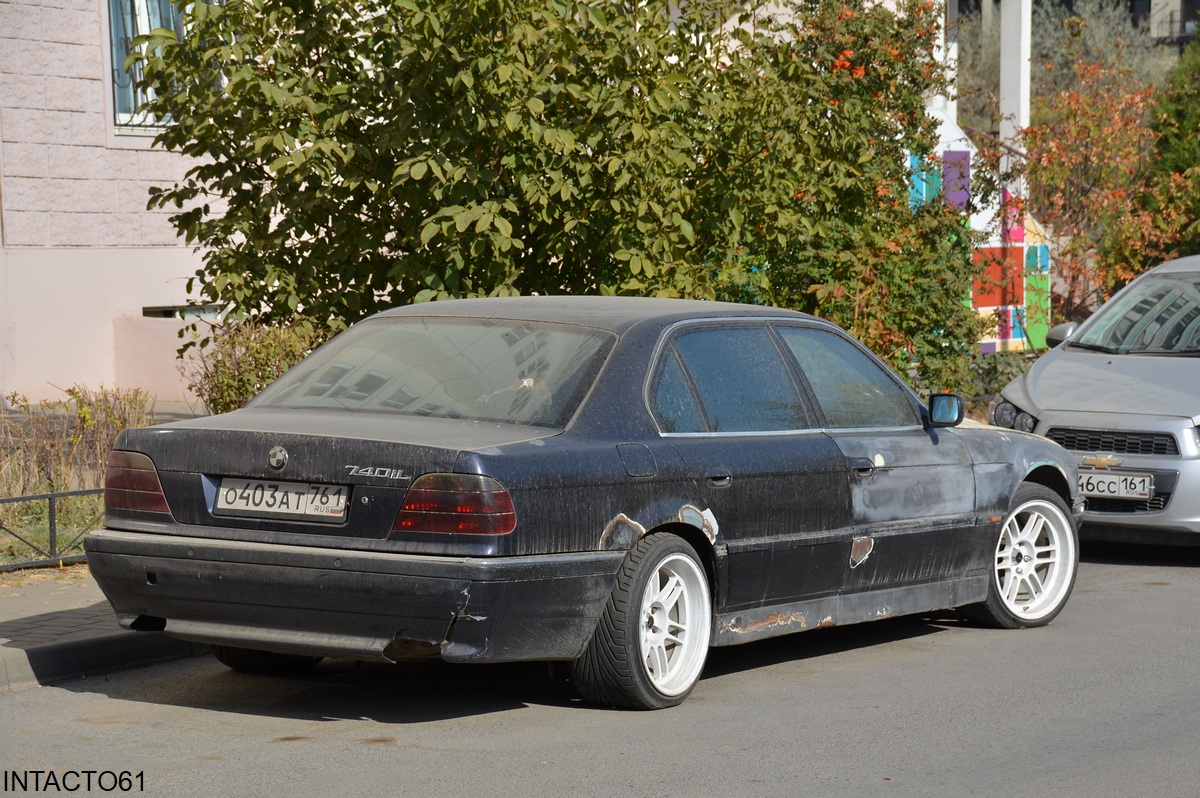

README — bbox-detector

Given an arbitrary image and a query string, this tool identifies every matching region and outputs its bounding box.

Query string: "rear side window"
[653,326,812,433]
[776,326,919,429]
[251,317,614,428]
[653,350,707,433]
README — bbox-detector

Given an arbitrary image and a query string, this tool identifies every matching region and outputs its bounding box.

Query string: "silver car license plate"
[214,478,348,522]
[1077,470,1153,500]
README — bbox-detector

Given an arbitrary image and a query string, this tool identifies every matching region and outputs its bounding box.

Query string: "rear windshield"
[1073,272,1200,355]
[250,317,615,428]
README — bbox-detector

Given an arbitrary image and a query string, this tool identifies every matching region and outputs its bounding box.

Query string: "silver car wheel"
[994,496,1076,622]
[637,551,711,697]
[571,534,713,709]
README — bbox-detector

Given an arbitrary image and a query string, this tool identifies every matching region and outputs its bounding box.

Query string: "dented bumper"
[85,529,625,664]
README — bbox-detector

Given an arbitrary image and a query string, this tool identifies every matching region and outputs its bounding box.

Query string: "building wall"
[1149,0,1194,39]
[1,246,198,401]
[0,0,201,406]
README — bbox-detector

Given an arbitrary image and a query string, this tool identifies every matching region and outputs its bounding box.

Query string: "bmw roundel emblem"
[268,446,289,470]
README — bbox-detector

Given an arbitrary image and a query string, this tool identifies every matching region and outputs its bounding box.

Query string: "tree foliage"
[1149,36,1200,258]
[1020,22,1200,318]
[134,0,987,389]
[954,0,1170,135]
[182,316,333,414]
[1027,0,1170,100]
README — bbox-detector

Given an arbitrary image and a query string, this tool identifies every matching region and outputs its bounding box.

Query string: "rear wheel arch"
[647,522,719,591]
[603,520,722,611]
[598,513,720,590]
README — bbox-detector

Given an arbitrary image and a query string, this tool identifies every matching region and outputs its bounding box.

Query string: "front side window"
[777,326,919,429]
[250,317,615,428]
[107,0,184,128]
[1072,273,1200,355]
[652,326,812,433]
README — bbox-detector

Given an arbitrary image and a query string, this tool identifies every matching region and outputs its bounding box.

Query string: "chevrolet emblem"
[1081,454,1123,469]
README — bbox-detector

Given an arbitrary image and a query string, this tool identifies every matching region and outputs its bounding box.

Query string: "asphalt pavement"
[0,564,204,691]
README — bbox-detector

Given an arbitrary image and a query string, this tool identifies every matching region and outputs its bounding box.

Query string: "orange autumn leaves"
[1021,52,1198,318]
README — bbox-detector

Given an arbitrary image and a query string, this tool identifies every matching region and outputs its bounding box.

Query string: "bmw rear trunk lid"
[105,408,560,541]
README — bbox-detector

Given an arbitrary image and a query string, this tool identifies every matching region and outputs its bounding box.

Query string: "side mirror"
[1045,322,1078,349]
[928,393,965,428]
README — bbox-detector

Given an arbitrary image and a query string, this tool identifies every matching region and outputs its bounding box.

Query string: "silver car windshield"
[250,317,615,427]
[1073,272,1200,355]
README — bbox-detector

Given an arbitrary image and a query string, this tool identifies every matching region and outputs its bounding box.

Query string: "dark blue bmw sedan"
[87,297,1081,709]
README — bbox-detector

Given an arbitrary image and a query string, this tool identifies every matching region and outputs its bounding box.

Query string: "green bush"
[962,351,1034,420]
[183,316,336,415]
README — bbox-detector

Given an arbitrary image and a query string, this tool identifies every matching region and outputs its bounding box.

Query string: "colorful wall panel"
[922,109,1052,354]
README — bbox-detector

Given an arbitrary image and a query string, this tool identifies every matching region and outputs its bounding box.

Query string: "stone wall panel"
[44,75,104,112]
[40,6,98,45]
[3,142,48,176]
[0,73,46,109]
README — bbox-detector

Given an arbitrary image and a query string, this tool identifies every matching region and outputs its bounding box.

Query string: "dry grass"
[0,562,91,588]
[0,386,154,565]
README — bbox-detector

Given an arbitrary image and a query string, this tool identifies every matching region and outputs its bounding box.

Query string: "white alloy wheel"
[637,551,711,697]
[571,534,713,709]
[990,488,1078,625]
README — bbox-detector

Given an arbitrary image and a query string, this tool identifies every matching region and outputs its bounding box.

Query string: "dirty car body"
[87,297,1082,709]
[991,255,1200,546]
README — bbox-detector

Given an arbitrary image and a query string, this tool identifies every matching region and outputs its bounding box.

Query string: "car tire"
[211,645,323,674]
[964,483,1079,629]
[570,534,712,710]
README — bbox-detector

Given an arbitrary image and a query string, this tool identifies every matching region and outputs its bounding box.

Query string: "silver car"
[991,254,1200,544]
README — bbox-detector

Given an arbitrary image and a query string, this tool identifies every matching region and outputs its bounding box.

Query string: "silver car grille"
[1045,428,1180,457]
[1086,493,1172,514]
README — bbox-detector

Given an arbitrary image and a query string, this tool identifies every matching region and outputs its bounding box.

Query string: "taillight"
[105,451,171,515]
[392,474,516,535]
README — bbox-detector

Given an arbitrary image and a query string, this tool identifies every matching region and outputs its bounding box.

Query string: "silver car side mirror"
[1045,322,1078,349]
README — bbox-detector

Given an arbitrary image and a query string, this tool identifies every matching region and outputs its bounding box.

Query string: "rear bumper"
[85,529,625,663]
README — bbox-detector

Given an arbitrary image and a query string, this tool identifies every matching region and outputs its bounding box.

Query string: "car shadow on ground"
[50,541,1183,722]
[1081,539,1200,567]
[57,613,963,724]
[700,612,959,679]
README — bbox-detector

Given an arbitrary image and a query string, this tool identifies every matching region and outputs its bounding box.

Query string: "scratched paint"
[678,505,719,544]
[718,611,808,635]
[599,513,647,551]
[849,536,874,568]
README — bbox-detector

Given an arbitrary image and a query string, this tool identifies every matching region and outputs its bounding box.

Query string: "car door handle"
[850,458,876,478]
[704,466,733,487]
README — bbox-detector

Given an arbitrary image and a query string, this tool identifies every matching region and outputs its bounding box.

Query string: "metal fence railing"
[1157,9,1199,41]
[0,489,103,572]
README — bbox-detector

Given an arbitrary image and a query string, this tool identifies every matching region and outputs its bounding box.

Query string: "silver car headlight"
[989,396,1039,433]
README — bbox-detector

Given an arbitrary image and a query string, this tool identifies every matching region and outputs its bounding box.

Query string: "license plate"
[214,478,348,523]
[1078,470,1153,500]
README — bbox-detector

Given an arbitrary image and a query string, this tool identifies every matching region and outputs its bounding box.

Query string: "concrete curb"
[0,567,207,690]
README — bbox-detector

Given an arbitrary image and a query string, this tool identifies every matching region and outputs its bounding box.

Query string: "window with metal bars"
[106,0,185,128]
